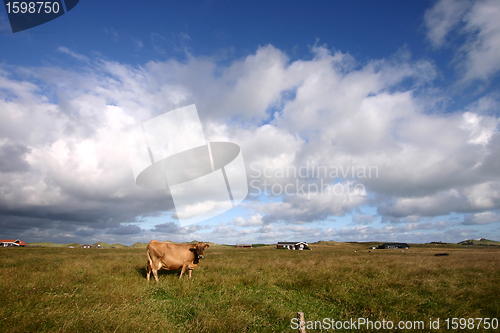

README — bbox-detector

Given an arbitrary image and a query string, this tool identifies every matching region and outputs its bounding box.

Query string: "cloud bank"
[1,2,500,244]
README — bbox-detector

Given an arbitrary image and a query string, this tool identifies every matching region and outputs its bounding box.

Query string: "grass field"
[1,243,499,332]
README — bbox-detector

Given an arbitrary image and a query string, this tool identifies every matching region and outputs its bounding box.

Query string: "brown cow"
[146,240,209,282]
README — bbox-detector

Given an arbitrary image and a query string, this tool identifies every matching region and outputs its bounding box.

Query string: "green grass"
[1,244,499,332]
[91,242,128,249]
[28,242,74,248]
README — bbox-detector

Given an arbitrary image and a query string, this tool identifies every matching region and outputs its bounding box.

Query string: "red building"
[0,239,28,247]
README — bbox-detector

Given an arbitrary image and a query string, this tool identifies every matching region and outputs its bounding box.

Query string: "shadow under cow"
[136,266,182,279]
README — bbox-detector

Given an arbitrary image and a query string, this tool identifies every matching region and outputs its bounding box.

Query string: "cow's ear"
[204,244,210,248]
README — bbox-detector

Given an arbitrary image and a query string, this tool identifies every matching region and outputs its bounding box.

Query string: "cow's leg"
[151,260,160,283]
[188,269,193,279]
[146,261,151,281]
[152,271,159,283]
[179,264,188,279]
[152,267,159,283]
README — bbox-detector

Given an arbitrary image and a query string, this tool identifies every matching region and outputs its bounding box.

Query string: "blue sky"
[1,0,499,245]
[2,2,431,62]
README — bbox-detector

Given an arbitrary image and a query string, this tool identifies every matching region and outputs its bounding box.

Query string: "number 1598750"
[5,2,60,14]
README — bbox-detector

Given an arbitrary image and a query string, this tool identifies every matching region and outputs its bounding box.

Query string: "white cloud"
[460,0,500,81]
[231,214,264,227]
[0,42,499,244]
[352,214,377,225]
[271,219,464,243]
[463,211,500,224]
[424,0,472,47]
[150,222,205,235]
[259,187,368,224]
[104,28,120,42]
[151,32,191,55]
[106,224,143,235]
[425,0,500,82]
[132,37,144,49]
[464,181,500,209]
[57,47,89,62]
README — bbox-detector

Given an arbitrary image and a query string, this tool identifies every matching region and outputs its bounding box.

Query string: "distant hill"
[29,242,129,248]
[458,238,500,246]
[27,241,222,248]
[92,242,127,248]
[312,240,341,246]
[110,243,128,248]
[130,242,148,248]
[28,242,87,248]
[28,242,68,247]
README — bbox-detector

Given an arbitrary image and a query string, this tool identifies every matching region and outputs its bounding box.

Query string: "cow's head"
[191,242,209,260]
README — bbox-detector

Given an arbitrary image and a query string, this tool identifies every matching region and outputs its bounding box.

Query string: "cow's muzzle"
[198,255,204,259]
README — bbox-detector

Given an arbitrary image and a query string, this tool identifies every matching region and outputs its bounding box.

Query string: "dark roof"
[382,242,409,246]
[277,241,308,245]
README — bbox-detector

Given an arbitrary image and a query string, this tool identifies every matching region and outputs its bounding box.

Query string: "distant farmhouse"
[378,242,410,249]
[276,241,310,250]
[0,239,27,247]
[236,244,253,248]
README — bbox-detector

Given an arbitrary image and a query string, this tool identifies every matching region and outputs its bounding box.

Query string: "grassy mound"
[458,238,500,246]
[129,242,148,248]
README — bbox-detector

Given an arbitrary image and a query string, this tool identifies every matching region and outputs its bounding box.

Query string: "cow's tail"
[147,248,153,269]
